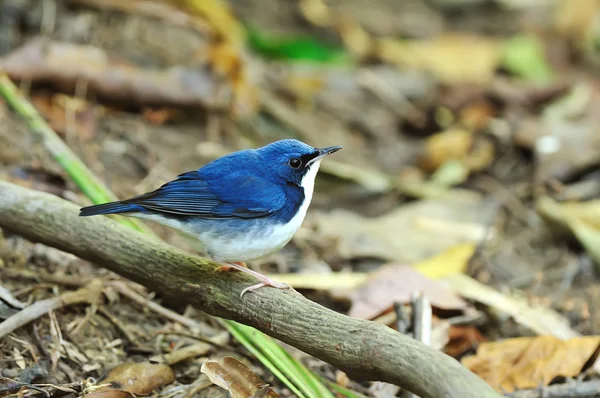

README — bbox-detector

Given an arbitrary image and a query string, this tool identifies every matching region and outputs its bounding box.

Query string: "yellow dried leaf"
[462,336,600,392]
[555,0,600,45]
[419,129,474,172]
[377,35,502,84]
[100,363,175,395]
[537,197,600,265]
[413,243,475,279]
[555,200,600,229]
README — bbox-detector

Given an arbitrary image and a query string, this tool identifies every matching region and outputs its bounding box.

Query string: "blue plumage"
[79,139,341,296]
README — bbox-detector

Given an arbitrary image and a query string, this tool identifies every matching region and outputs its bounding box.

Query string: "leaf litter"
[2,0,600,396]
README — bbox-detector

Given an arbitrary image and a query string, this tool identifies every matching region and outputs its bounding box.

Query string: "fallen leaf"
[141,107,179,125]
[270,243,474,290]
[341,264,466,320]
[458,99,496,132]
[100,363,175,395]
[418,129,495,175]
[555,0,600,48]
[413,243,475,279]
[377,35,502,84]
[311,190,495,263]
[462,336,600,392]
[445,274,579,339]
[501,34,553,84]
[444,325,487,358]
[537,196,600,267]
[514,84,600,184]
[201,356,279,398]
[86,391,135,398]
[0,377,49,397]
[31,93,97,140]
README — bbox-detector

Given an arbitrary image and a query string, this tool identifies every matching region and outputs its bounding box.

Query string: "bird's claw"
[240,280,290,298]
[215,261,290,298]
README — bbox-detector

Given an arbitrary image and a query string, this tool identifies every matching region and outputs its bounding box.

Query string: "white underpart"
[129,160,322,262]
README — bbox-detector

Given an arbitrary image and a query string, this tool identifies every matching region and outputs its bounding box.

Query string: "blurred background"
[1,0,600,396]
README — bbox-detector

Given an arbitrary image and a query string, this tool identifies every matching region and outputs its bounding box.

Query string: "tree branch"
[0,181,500,398]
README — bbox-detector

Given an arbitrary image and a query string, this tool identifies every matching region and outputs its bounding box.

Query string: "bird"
[79,139,341,297]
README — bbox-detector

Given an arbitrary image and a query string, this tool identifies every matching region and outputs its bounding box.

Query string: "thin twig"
[505,379,600,398]
[107,281,206,332]
[0,280,104,338]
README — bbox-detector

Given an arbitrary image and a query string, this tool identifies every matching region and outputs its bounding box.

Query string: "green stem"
[0,73,152,235]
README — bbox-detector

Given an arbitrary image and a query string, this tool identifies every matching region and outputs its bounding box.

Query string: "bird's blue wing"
[122,170,286,219]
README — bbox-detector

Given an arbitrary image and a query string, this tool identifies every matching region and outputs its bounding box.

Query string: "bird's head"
[257,139,341,187]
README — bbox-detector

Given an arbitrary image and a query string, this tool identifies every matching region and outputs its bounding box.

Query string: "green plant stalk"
[221,320,308,398]
[255,326,334,398]
[0,73,151,235]
[234,322,333,398]
[0,74,344,397]
[324,380,369,398]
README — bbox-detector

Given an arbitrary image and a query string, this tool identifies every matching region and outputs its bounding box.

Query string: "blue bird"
[79,139,341,296]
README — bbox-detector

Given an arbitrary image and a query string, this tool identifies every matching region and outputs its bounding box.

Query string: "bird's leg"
[214,261,248,272]
[215,261,290,298]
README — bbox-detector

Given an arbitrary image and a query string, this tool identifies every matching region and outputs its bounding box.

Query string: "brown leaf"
[444,325,487,358]
[462,336,600,392]
[141,107,179,125]
[418,129,495,174]
[0,377,49,397]
[86,391,135,398]
[201,356,279,398]
[341,264,466,320]
[31,93,97,140]
[100,363,175,395]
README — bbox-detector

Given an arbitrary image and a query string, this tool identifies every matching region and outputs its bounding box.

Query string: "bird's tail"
[79,201,141,217]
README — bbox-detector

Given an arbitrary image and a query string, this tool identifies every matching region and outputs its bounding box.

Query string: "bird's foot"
[216,261,290,298]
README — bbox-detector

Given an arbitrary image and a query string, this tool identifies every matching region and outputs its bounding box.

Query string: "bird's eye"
[288,158,302,169]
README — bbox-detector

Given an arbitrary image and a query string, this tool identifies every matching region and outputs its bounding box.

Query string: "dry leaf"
[413,243,474,279]
[444,325,487,358]
[100,363,175,395]
[312,190,495,263]
[537,196,600,267]
[555,0,600,46]
[377,35,502,84]
[419,129,495,174]
[445,274,579,339]
[514,84,600,184]
[271,243,474,291]
[201,357,279,398]
[462,336,600,392]
[341,264,466,320]
[31,93,97,140]
[86,391,135,398]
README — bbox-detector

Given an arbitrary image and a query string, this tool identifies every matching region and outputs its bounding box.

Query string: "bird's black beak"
[306,146,342,165]
[317,146,342,157]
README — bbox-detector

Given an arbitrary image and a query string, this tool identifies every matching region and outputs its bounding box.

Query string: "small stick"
[0,280,103,338]
[505,379,600,398]
[107,281,207,332]
[404,292,433,398]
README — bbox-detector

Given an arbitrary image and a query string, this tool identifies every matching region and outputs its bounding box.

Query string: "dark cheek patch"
[299,151,318,166]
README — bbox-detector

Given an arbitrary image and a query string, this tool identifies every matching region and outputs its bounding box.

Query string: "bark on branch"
[0,181,500,398]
